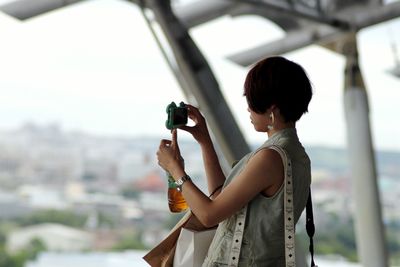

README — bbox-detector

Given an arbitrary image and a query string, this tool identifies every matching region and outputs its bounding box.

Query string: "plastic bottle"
[167,172,188,213]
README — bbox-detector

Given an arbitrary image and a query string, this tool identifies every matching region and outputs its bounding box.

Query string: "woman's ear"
[267,104,277,114]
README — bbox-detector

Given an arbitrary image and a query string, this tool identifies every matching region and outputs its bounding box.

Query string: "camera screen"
[173,109,187,125]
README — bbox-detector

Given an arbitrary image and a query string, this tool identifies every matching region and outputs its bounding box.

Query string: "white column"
[343,48,388,266]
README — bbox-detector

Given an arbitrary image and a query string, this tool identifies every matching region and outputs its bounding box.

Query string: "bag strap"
[227,145,296,267]
[271,145,318,267]
[269,145,296,267]
[227,205,247,266]
[306,189,317,267]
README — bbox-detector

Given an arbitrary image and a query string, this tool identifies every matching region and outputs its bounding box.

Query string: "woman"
[157,56,313,266]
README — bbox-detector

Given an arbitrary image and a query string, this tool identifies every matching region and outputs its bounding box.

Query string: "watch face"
[175,175,190,190]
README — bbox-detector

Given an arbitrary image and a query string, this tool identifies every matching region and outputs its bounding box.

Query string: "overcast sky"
[0,0,399,151]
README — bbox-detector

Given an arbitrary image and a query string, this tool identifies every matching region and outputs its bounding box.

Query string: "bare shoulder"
[250,147,283,168]
[245,148,284,192]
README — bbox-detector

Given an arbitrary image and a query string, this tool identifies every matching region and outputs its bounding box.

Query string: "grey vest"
[202,128,311,267]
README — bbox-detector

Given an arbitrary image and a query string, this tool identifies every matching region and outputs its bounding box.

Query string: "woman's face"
[248,106,269,132]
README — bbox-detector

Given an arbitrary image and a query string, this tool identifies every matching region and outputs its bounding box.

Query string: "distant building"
[26,251,149,267]
[25,251,362,267]
[7,223,93,252]
[117,152,154,181]
[64,181,86,201]
[0,190,33,219]
[17,185,68,209]
[133,171,165,192]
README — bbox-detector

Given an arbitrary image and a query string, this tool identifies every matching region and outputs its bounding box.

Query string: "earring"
[267,112,274,130]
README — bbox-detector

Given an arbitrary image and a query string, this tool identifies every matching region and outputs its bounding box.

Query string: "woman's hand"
[180,104,212,146]
[156,129,185,179]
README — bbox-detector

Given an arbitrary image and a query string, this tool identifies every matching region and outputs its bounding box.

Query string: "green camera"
[165,101,188,130]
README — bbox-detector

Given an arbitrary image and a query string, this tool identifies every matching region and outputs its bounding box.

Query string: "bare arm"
[158,134,284,227]
[198,138,225,198]
[180,105,225,197]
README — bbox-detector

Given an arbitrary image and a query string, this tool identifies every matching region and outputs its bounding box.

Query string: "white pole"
[343,38,388,267]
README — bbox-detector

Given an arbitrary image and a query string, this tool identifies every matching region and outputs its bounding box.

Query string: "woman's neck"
[267,121,295,138]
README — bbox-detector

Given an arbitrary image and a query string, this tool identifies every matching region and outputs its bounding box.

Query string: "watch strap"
[175,174,191,191]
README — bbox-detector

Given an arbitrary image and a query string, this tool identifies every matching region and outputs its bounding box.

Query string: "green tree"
[0,245,14,267]
[0,238,46,267]
[163,213,185,230]
[111,232,148,250]
[306,211,358,262]
[121,187,140,199]
[15,210,87,228]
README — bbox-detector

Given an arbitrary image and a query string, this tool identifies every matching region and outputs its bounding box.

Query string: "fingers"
[172,129,181,155]
[185,104,197,111]
[172,129,177,146]
[179,125,193,134]
[159,130,180,152]
[159,139,172,149]
[185,104,201,120]
[157,140,171,170]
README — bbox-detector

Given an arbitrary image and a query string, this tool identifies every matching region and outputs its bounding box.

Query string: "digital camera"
[165,101,188,130]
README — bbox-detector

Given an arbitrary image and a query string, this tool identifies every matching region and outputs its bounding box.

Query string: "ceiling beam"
[227,25,347,66]
[0,0,85,20]
[227,1,400,66]
[340,1,400,30]
[173,0,235,28]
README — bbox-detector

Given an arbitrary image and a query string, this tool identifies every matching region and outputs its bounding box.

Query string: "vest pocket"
[218,231,252,265]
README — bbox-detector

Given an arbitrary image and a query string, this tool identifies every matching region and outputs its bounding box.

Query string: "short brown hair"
[244,56,312,122]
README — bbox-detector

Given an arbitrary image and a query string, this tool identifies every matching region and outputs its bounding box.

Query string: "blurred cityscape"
[0,122,399,266]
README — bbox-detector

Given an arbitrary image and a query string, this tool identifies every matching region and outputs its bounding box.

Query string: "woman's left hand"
[156,129,184,179]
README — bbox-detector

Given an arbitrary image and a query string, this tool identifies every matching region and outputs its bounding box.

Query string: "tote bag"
[143,210,216,267]
[173,227,216,267]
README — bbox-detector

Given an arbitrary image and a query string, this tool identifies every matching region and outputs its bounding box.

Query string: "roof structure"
[0,1,398,266]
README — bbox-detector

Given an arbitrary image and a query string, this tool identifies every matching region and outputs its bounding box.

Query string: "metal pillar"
[342,34,388,267]
[144,0,250,165]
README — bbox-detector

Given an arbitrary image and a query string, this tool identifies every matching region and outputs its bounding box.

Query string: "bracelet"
[175,174,191,192]
[209,184,223,198]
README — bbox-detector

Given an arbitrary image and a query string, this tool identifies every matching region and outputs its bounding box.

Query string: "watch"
[175,174,191,192]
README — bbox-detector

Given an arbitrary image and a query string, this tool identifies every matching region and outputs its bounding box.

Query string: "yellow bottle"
[167,173,188,213]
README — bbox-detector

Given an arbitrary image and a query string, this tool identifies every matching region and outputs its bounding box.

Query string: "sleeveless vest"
[202,128,311,267]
